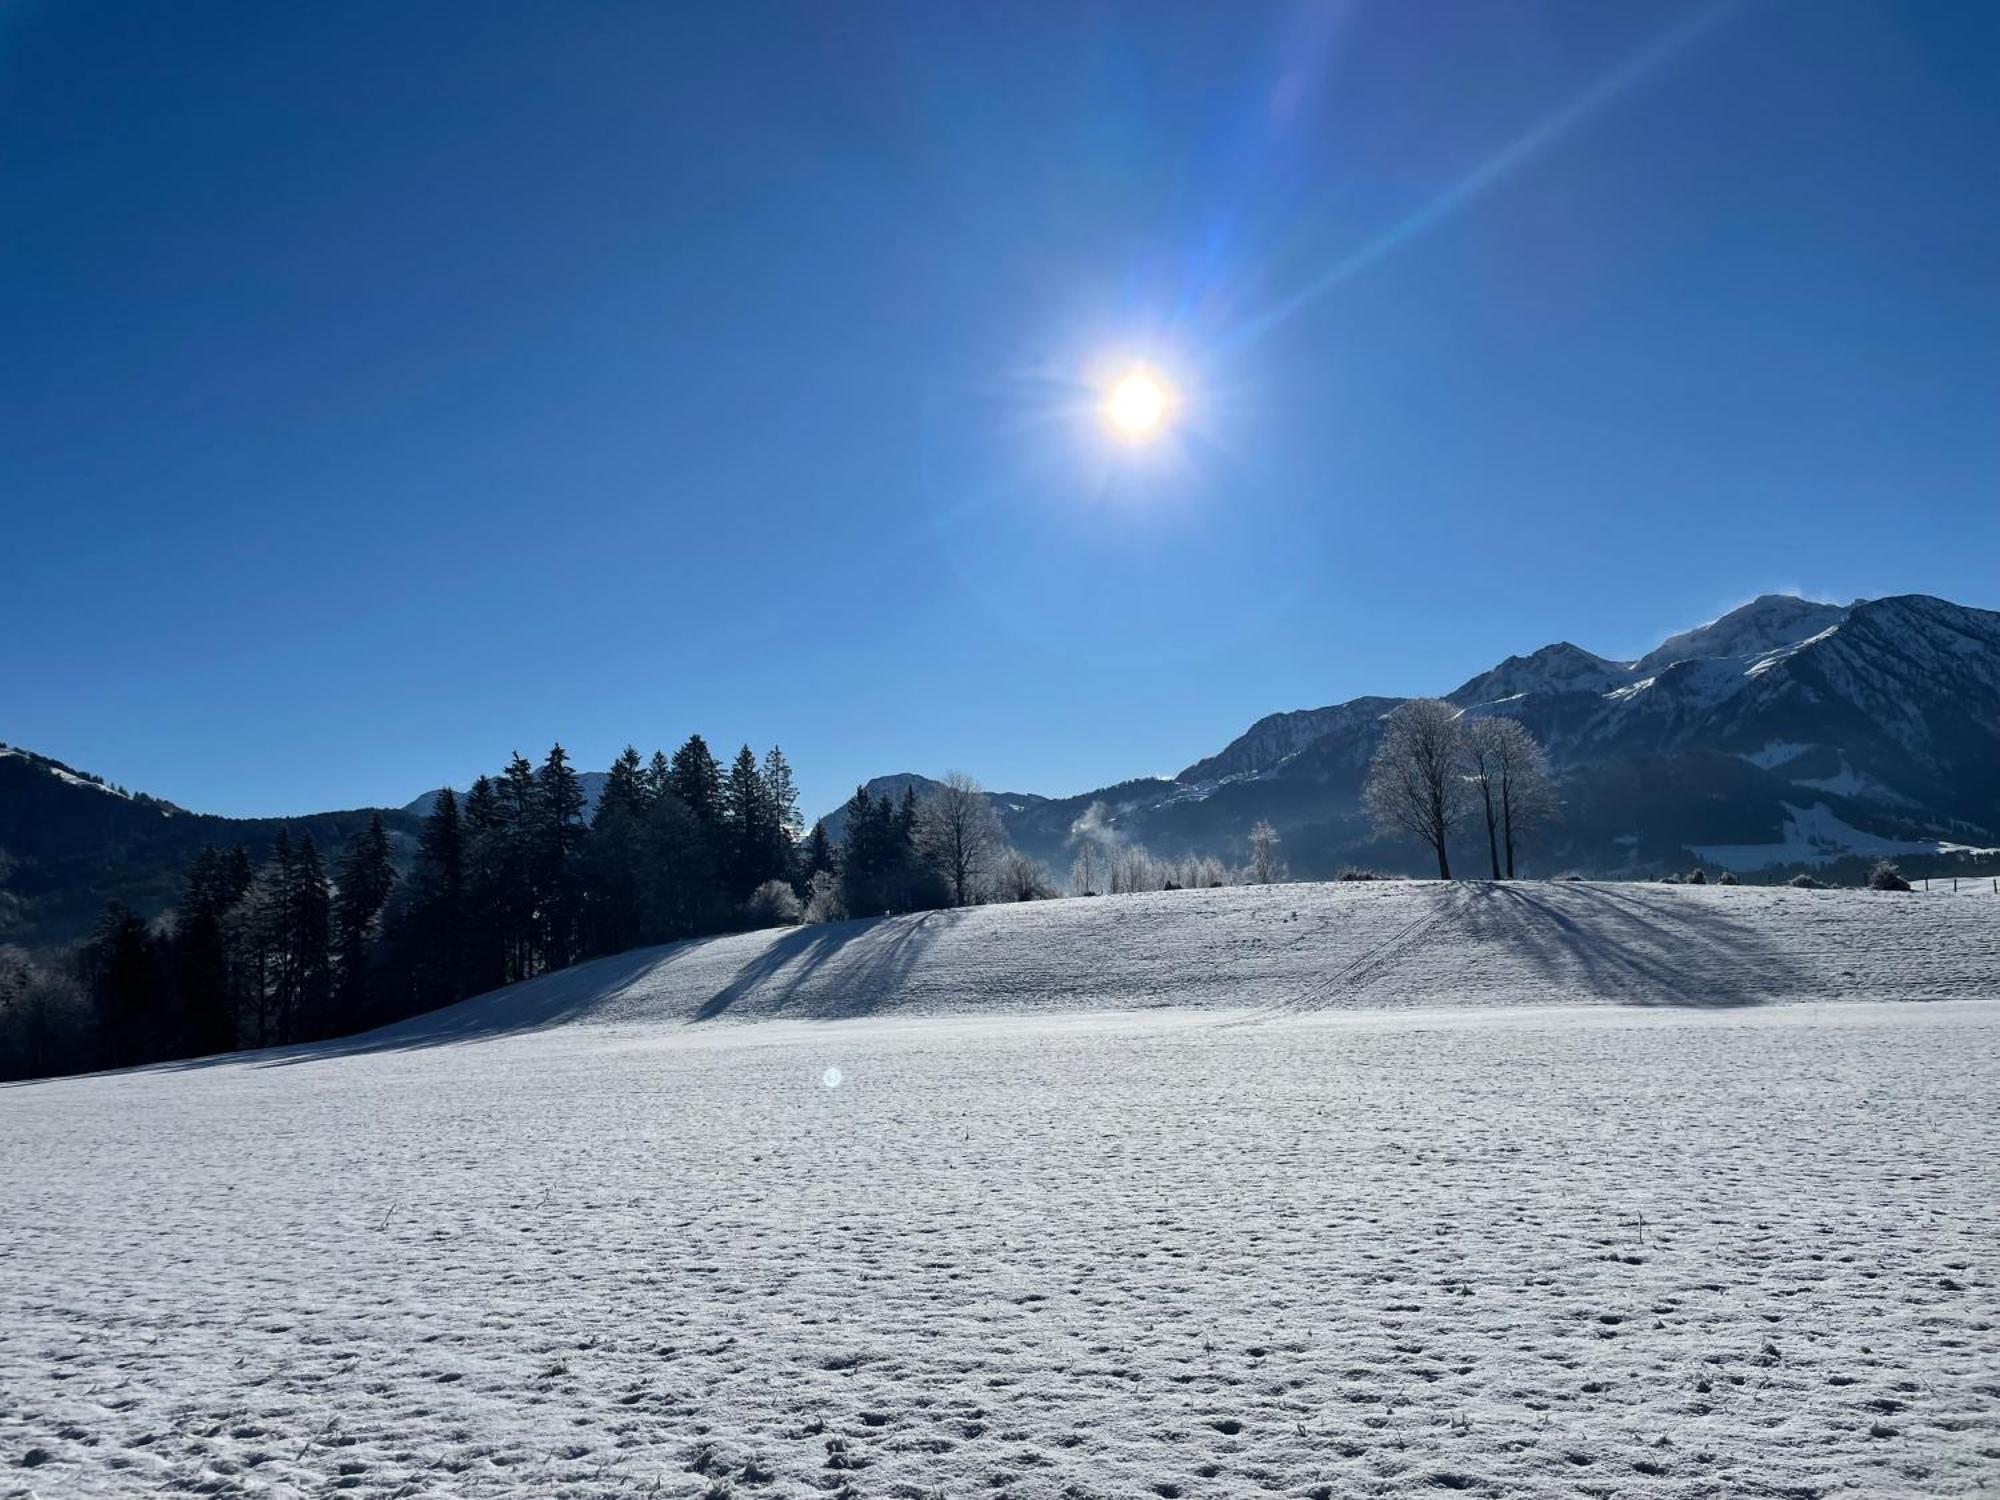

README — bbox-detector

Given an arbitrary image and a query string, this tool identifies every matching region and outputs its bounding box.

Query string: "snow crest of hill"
[355,881,2000,1045]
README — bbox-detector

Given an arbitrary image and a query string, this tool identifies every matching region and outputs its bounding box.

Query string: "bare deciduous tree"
[993,851,1056,902]
[917,771,1005,907]
[1474,716,1558,878]
[1463,718,1508,880]
[1068,840,1102,896]
[1363,698,1471,879]
[1246,820,1286,884]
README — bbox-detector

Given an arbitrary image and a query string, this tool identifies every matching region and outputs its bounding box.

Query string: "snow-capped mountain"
[880,593,1998,881]
[1176,698,1402,785]
[1445,642,1632,709]
[1633,593,1850,676]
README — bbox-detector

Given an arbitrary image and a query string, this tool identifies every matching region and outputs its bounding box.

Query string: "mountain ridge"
[7,593,1996,947]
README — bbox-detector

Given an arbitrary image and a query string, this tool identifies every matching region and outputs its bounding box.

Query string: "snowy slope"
[2,884,1996,1499]
[354,880,2000,1045]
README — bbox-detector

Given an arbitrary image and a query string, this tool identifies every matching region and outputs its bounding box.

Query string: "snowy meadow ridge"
[2,880,1996,1499]
[360,877,2000,1041]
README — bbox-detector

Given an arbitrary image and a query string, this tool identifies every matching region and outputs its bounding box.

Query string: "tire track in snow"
[1224,882,1465,1025]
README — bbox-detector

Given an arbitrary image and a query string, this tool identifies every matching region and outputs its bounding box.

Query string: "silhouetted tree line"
[2,742,1062,1081]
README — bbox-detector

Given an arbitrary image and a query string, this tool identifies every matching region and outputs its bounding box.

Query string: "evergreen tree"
[221,843,254,905]
[534,744,587,969]
[798,820,836,898]
[406,787,469,1006]
[724,744,778,901]
[638,791,720,940]
[460,776,510,995]
[667,734,724,833]
[761,747,800,838]
[643,748,673,804]
[251,829,296,1045]
[86,900,160,1067]
[582,747,649,956]
[177,847,239,1057]
[331,814,396,1030]
[497,754,540,981]
[288,833,333,1042]
[838,786,891,916]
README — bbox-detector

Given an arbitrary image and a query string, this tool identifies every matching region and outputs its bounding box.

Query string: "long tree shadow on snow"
[117,942,704,1075]
[694,910,945,1021]
[53,911,952,1083]
[1458,881,1810,1007]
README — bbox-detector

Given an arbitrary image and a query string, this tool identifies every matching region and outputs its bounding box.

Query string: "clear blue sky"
[5,1,1995,819]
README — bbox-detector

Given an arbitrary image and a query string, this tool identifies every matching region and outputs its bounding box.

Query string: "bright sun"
[1103,367,1174,440]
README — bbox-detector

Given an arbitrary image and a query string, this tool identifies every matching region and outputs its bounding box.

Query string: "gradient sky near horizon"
[5,0,1996,820]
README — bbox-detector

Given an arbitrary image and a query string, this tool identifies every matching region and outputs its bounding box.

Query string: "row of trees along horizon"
[2,737,1068,1081]
[1,712,1561,1082]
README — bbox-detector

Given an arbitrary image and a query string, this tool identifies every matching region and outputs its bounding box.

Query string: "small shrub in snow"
[991,851,1056,903]
[1658,873,1681,884]
[1868,860,1912,892]
[1685,868,1708,885]
[1336,867,1386,882]
[743,879,803,928]
[1551,872,1586,882]
[1718,870,1740,886]
[1788,872,1824,889]
[802,870,846,924]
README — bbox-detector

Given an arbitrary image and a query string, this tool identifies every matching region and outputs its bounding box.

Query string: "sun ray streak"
[1234,0,1744,347]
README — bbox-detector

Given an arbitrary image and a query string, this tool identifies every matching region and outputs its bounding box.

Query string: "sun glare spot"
[1103,367,1174,440]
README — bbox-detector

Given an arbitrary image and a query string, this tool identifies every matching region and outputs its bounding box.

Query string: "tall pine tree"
[331,813,396,1031]
[534,745,587,969]
[177,847,241,1057]
[582,747,649,957]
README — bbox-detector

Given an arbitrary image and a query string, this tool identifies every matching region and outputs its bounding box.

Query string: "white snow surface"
[3,882,1998,1499]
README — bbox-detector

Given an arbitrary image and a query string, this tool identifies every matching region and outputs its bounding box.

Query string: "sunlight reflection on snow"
[821,1066,843,1089]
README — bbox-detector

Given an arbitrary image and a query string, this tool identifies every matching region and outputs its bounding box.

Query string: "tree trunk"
[1481,781,1500,880]
[1435,839,1452,880]
[1501,781,1516,879]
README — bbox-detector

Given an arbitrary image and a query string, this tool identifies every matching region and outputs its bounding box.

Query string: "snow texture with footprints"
[2,881,1996,1498]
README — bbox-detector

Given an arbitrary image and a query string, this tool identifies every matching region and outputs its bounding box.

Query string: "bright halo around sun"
[1103,365,1175,441]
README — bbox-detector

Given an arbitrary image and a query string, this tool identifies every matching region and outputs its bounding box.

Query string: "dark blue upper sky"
[5,0,1995,818]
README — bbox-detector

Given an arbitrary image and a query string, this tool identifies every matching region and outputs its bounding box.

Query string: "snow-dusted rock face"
[1447,641,1633,708]
[1176,697,1402,785]
[1634,592,1852,675]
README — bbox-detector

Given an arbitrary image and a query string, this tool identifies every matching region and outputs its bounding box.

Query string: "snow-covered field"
[3,882,1996,1498]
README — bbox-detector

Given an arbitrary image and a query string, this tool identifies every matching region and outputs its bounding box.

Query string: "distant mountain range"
[0,745,418,949]
[822,593,2000,882]
[5,592,1995,948]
